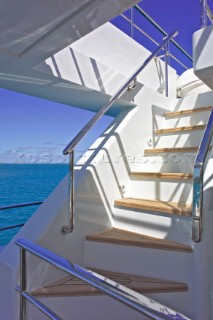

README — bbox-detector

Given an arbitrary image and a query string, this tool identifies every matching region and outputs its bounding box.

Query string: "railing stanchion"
[15,238,191,320]
[19,247,26,320]
[201,0,208,28]
[164,40,170,97]
[61,150,74,234]
[131,7,134,39]
[207,4,213,24]
[62,30,178,235]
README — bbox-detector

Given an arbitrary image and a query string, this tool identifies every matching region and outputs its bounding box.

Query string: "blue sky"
[0,90,112,163]
[112,0,203,74]
[0,0,209,163]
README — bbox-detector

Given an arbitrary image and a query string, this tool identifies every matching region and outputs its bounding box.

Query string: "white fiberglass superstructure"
[0,1,213,319]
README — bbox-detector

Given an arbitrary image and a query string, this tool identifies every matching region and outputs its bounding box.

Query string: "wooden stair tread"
[144,147,198,154]
[165,106,212,118]
[115,198,192,217]
[156,124,206,134]
[87,228,192,252]
[32,268,188,297]
[130,172,193,180]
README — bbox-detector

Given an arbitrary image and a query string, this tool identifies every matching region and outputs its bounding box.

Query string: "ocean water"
[0,164,69,246]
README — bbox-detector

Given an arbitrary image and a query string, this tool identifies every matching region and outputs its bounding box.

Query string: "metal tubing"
[164,41,170,97]
[19,248,26,320]
[16,238,190,320]
[195,108,213,166]
[16,286,62,320]
[134,5,192,62]
[169,53,188,70]
[62,32,178,235]
[201,0,208,28]
[61,150,74,234]
[63,30,177,156]
[0,202,43,234]
[0,223,25,232]
[61,31,177,235]
[121,14,188,70]
[207,4,213,24]
[121,13,159,45]
[192,107,213,242]
[130,7,134,38]
[0,201,43,211]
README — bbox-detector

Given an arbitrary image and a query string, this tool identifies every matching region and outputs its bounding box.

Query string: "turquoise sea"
[0,164,69,246]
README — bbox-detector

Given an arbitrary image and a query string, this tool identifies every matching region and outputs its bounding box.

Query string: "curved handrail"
[134,5,193,62]
[63,30,177,155]
[16,238,190,320]
[192,107,213,242]
[61,30,178,235]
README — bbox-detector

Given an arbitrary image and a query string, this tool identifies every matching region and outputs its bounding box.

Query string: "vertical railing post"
[61,150,74,235]
[192,165,203,242]
[19,248,26,320]
[69,149,74,231]
[201,0,208,28]
[164,40,170,97]
[131,7,134,39]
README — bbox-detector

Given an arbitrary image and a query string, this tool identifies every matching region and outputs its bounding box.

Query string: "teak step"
[115,198,192,217]
[156,124,206,134]
[144,147,198,154]
[87,228,192,252]
[32,268,188,297]
[165,106,212,118]
[130,172,193,180]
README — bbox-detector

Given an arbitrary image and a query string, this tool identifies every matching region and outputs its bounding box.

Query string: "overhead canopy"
[0,0,139,115]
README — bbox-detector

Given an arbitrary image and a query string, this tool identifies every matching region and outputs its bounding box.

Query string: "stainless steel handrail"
[201,0,208,28]
[16,286,62,320]
[192,107,213,242]
[120,14,188,71]
[121,13,159,46]
[0,202,43,234]
[0,223,25,232]
[16,238,190,320]
[201,0,213,27]
[62,30,178,234]
[207,4,213,24]
[134,5,193,62]
[0,201,43,211]
[63,31,177,155]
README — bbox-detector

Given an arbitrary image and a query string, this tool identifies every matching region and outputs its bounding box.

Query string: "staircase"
[25,104,212,320]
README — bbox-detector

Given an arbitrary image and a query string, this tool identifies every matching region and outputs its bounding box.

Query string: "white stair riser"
[154,131,205,149]
[113,208,192,242]
[85,241,193,283]
[128,179,192,203]
[129,154,196,173]
[163,112,210,127]
[28,296,152,320]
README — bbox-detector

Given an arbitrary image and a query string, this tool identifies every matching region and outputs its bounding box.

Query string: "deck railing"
[16,238,190,320]
[61,30,178,235]
[0,202,43,233]
[201,0,213,27]
[118,4,192,79]
[192,107,213,242]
